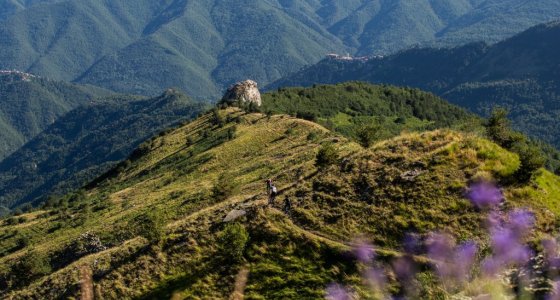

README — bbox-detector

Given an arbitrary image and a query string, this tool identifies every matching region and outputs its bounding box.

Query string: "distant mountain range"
[270,22,560,148]
[0,89,205,210]
[0,73,111,159]
[1,0,560,99]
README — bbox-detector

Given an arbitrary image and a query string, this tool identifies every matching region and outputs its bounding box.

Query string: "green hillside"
[1,105,559,298]
[2,0,560,98]
[0,73,112,160]
[261,82,477,141]
[0,89,206,210]
[270,22,560,152]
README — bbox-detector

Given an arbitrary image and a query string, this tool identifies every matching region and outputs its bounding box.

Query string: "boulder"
[223,209,247,222]
[221,80,262,106]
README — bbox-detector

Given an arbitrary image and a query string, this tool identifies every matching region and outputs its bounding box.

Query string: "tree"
[513,142,546,182]
[486,108,519,148]
[217,223,249,263]
[356,123,381,148]
[315,143,339,169]
[212,173,238,202]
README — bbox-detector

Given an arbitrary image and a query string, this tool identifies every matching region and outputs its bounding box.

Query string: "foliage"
[315,143,339,169]
[217,223,249,263]
[1,108,558,299]
[262,82,476,145]
[270,22,560,154]
[13,251,52,283]
[0,89,206,210]
[212,173,238,202]
[0,75,111,160]
[2,1,560,99]
[485,108,546,182]
[131,211,165,244]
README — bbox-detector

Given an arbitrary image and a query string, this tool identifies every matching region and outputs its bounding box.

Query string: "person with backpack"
[269,184,278,205]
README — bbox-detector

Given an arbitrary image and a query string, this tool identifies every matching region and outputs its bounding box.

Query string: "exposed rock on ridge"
[221,80,262,106]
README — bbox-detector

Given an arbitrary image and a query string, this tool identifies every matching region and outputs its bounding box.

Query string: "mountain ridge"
[2,0,560,98]
[269,21,560,149]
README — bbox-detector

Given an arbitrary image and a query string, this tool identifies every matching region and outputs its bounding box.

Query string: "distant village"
[326,53,384,62]
[0,69,36,81]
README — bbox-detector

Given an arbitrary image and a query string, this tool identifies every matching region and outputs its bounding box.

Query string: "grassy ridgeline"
[0,105,558,298]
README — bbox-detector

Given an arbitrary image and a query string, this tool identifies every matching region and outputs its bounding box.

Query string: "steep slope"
[0,72,112,159]
[0,89,206,210]
[0,107,558,298]
[1,0,560,98]
[269,22,560,149]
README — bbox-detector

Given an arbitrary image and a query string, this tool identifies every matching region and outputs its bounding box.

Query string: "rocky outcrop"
[221,80,262,106]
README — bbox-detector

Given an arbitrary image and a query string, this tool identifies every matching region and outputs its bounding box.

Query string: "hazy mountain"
[270,22,560,148]
[1,0,559,99]
[0,72,111,159]
[0,89,205,210]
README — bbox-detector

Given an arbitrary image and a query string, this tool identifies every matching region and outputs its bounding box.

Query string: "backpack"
[271,186,277,194]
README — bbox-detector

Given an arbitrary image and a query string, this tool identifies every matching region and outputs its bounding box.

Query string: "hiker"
[283,197,292,214]
[265,179,273,195]
[269,184,278,205]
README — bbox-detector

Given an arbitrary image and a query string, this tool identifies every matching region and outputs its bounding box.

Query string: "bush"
[14,251,52,282]
[513,142,546,182]
[217,223,249,263]
[356,124,381,148]
[315,143,339,169]
[212,173,238,202]
[131,211,165,244]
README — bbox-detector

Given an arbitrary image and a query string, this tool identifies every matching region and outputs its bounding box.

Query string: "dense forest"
[0,74,111,159]
[0,89,206,211]
[2,1,560,98]
[270,22,560,151]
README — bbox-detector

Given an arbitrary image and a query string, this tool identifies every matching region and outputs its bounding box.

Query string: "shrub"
[14,251,52,282]
[212,173,238,202]
[512,142,546,182]
[131,211,165,244]
[217,223,249,263]
[356,124,381,148]
[315,143,339,169]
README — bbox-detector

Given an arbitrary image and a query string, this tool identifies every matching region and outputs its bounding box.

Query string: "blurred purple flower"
[353,241,375,264]
[454,241,478,281]
[403,233,422,255]
[547,281,560,300]
[364,266,387,291]
[466,182,503,209]
[427,233,477,284]
[508,209,535,237]
[326,283,351,300]
[543,239,560,269]
[392,256,416,283]
[481,257,501,277]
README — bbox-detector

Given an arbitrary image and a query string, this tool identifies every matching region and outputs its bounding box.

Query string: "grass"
[1,108,559,299]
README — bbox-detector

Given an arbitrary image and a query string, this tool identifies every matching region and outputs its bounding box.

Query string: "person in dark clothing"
[283,197,292,214]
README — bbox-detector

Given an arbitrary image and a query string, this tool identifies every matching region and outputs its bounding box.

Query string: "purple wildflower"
[326,283,351,300]
[353,241,375,264]
[426,233,478,284]
[508,209,535,237]
[392,256,416,283]
[363,266,387,291]
[466,182,503,209]
[403,233,422,255]
[547,281,560,300]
